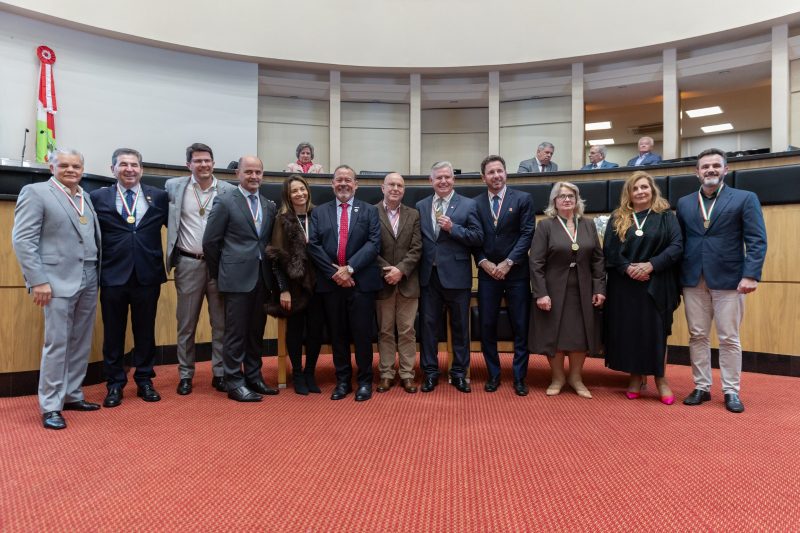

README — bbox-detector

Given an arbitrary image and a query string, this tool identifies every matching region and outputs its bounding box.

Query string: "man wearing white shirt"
[580,145,619,170]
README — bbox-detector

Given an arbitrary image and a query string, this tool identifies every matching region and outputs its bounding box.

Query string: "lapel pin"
[509,207,513,212]
[354,206,360,212]
[146,196,152,203]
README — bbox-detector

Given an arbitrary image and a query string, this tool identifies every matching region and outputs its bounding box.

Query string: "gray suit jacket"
[12,179,101,297]
[517,158,559,173]
[165,175,235,271]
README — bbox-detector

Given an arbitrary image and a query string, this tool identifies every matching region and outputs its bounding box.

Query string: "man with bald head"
[203,156,279,402]
[627,136,662,166]
[374,173,422,394]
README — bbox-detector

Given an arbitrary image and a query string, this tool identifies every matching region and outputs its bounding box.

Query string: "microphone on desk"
[21,128,30,165]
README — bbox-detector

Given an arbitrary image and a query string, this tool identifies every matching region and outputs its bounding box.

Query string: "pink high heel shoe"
[660,395,675,405]
[625,391,640,400]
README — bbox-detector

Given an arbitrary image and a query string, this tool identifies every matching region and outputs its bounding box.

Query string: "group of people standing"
[11,144,766,431]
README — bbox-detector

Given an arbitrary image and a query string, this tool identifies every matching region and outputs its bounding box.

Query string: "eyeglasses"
[556,194,576,201]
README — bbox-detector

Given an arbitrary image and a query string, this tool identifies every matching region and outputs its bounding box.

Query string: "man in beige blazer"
[375,173,423,393]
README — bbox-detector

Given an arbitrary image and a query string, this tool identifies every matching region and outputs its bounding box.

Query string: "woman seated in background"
[286,142,324,174]
[603,171,683,404]
[529,182,606,398]
[265,175,324,395]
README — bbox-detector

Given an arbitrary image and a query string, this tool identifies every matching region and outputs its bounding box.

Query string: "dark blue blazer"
[90,184,168,287]
[307,197,382,292]
[676,184,767,290]
[416,192,483,290]
[626,152,662,166]
[581,160,619,170]
[472,187,535,281]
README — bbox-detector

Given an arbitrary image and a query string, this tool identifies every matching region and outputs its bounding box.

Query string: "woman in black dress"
[265,175,324,395]
[603,171,682,404]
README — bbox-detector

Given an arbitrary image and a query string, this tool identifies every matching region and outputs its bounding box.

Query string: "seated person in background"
[286,142,324,174]
[627,136,662,166]
[518,142,558,173]
[581,144,619,170]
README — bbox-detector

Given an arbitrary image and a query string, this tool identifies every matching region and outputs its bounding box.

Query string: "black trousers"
[419,268,471,379]
[321,286,375,386]
[100,276,161,389]
[285,292,325,374]
[221,273,268,388]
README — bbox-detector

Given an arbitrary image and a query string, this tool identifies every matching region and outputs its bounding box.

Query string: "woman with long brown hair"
[603,171,683,404]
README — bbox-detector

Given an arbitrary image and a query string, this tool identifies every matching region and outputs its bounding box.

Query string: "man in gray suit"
[518,142,558,173]
[165,143,234,395]
[12,149,102,430]
[203,155,279,402]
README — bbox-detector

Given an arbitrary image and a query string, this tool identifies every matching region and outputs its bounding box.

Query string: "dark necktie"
[491,195,501,219]
[337,202,349,266]
[248,194,260,235]
[125,189,136,224]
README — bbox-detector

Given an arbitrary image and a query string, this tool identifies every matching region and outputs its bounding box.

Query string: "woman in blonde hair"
[528,182,606,398]
[603,171,682,404]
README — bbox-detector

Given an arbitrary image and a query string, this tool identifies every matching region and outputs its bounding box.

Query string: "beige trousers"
[376,291,418,380]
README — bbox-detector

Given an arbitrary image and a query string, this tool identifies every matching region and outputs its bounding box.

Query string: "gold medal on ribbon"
[703,220,710,229]
[79,216,88,225]
[571,242,580,251]
[126,215,136,224]
[635,229,644,237]
[557,215,580,253]
[698,184,723,231]
[199,207,205,217]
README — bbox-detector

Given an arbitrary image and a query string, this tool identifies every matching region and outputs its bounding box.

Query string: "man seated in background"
[581,145,619,170]
[518,142,558,173]
[627,136,662,166]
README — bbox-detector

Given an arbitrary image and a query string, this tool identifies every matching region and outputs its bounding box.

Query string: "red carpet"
[1,354,799,531]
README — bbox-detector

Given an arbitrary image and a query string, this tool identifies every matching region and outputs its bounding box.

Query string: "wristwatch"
[346,265,354,274]
[505,259,514,267]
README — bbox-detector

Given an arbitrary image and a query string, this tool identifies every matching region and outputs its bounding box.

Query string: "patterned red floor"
[1,354,798,531]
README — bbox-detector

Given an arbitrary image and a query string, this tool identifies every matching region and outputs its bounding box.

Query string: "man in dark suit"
[307,165,382,402]
[580,144,619,170]
[90,148,168,408]
[12,149,102,429]
[517,142,558,173]
[676,148,767,413]
[473,155,535,396]
[375,173,422,394]
[626,136,662,166]
[203,155,279,402]
[416,161,484,393]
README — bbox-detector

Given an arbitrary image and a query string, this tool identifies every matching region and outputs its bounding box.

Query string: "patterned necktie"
[248,194,260,235]
[125,189,136,224]
[491,195,501,219]
[337,202,349,266]
[434,198,444,238]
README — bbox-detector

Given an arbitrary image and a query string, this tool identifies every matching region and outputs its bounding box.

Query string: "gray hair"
[112,148,142,166]
[544,181,586,218]
[591,144,607,157]
[295,142,314,159]
[49,148,84,166]
[538,142,555,151]
[430,160,454,177]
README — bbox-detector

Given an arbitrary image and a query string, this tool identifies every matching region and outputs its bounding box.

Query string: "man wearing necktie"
[90,148,168,408]
[307,165,382,401]
[203,156,279,402]
[580,145,620,170]
[473,155,535,396]
[517,142,559,173]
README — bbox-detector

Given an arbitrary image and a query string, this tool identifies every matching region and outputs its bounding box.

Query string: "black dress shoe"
[355,384,372,402]
[304,374,321,394]
[451,376,471,393]
[103,388,123,408]
[246,379,279,396]
[63,400,101,411]
[724,393,745,413]
[211,376,227,392]
[421,376,438,393]
[42,411,66,430]
[513,380,529,397]
[330,382,353,400]
[227,385,263,402]
[484,375,500,392]
[137,384,161,402]
[176,378,192,396]
[683,388,711,406]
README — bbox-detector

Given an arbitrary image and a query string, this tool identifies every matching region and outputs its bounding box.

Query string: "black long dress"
[603,210,682,376]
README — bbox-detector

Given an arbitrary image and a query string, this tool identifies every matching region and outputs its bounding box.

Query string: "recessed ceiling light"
[585,121,612,131]
[587,138,615,145]
[686,106,723,118]
[701,123,733,134]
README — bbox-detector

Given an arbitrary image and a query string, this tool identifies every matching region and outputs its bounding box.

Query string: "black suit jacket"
[307,197,382,293]
[473,187,535,281]
[89,184,168,287]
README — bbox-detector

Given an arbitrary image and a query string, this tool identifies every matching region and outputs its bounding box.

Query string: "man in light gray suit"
[165,143,234,395]
[517,142,558,173]
[12,149,102,430]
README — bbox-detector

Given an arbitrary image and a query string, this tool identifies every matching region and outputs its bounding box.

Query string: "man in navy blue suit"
[307,165,382,402]
[626,136,662,166]
[416,161,484,393]
[90,148,168,408]
[473,155,535,396]
[580,145,619,170]
[676,148,767,413]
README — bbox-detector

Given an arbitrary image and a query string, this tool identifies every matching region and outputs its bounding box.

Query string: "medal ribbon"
[698,183,724,226]
[51,176,84,217]
[633,209,650,234]
[556,215,578,247]
[116,184,140,221]
[192,181,215,215]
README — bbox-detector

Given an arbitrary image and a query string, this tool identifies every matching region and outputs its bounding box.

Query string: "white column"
[772,24,790,152]
[488,71,500,155]
[329,70,341,169]
[409,73,422,174]
[571,63,584,170]
[662,48,679,160]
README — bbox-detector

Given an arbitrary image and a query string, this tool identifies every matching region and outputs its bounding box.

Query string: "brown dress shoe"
[401,378,418,394]
[377,378,393,393]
